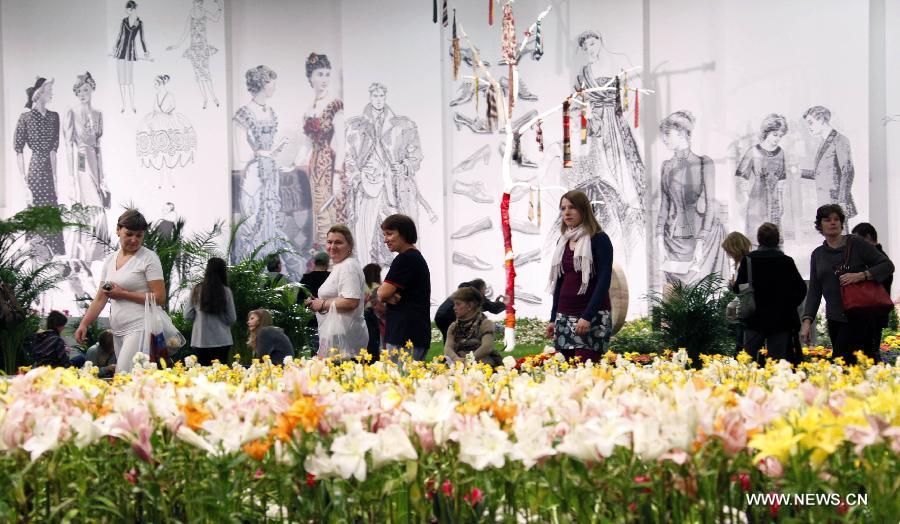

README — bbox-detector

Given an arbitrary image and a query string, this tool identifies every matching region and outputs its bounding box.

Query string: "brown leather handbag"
[839,237,894,314]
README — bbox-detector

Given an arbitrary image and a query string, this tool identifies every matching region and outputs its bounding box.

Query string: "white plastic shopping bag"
[317,302,347,358]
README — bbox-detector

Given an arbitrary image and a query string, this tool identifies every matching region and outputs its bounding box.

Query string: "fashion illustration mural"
[345,82,434,268]
[655,110,726,286]
[166,0,223,109]
[15,77,64,258]
[136,75,197,189]
[800,105,856,229]
[735,113,787,235]
[111,0,152,114]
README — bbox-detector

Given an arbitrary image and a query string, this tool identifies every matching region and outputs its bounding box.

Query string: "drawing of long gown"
[136,91,196,170]
[232,106,297,265]
[63,106,109,261]
[303,99,345,245]
[656,150,726,285]
[735,144,785,234]
[183,9,217,82]
[14,108,65,255]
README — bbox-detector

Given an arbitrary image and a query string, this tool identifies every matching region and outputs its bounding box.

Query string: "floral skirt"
[553,311,612,353]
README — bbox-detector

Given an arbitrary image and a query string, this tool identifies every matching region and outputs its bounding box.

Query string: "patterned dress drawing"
[183,9,217,82]
[113,17,147,61]
[735,145,785,234]
[63,106,109,261]
[136,92,196,170]
[304,99,345,245]
[233,106,292,262]
[14,108,64,255]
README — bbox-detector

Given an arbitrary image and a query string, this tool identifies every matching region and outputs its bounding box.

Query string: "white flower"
[509,413,557,469]
[721,505,749,524]
[183,355,198,368]
[133,352,149,365]
[457,413,510,471]
[304,442,335,478]
[372,424,417,468]
[403,390,457,445]
[329,419,378,481]
[22,416,63,461]
[465,352,476,365]
[69,412,102,449]
[557,419,630,462]
[175,426,217,455]
[502,355,517,370]
[202,414,268,455]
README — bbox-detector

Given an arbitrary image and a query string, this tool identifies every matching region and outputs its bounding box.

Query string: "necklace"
[251,99,267,112]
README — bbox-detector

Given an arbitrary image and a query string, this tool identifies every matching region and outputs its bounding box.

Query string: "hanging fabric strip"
[433,0,437,23]
[489,0,494,25]
[474,73,480,115]
[562,98,572,168]
[512,131,522,165]
[537,185,542,226]
[501,1,517,117]
[500,192,516,331]
[634,89,640,128]
[614,75,622,118]
[535,119,544,152]
[442,0,448,27]
[452,10,460,80]
[533,20,544,61]
[487,85,499,132]
[528,186,535,222]
[622,71,629,112]
[580,96,588,145]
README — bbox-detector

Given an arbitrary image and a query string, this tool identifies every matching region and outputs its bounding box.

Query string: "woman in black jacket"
[733,223,806,361]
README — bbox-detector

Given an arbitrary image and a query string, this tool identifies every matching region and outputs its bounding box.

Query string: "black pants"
[435,315,452,343]
[743,329,791,362]
[828,315,877,364]
[363,309,381,361]
[194,345,231,366]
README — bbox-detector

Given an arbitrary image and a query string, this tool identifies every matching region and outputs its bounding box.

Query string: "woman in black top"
[733,223,806,362]
[851,223,894,351]
[801,205,894,363]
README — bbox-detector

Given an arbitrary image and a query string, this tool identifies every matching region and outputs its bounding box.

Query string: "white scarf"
[547,225,594,295]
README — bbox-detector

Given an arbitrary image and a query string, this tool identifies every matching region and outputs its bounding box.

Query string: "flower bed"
[0,351,898,522]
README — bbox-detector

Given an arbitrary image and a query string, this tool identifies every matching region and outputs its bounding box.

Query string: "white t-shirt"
[316,257,368,357]
[100,247,164,336]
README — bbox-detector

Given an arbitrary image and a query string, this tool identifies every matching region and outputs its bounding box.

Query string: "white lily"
[372,424,418,468]
[22,415,63,461]
[329,419,378,481]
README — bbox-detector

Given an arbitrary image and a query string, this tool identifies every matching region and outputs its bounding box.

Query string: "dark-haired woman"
[185,257,236,365]
[546,190,614,362]
[75,209,165,373]
[801,205,894,363]
[300,52,345,244]
[851,222,895,353]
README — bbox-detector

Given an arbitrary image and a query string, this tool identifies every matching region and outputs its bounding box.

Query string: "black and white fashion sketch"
[15,77,64,257]
[656,110,727,286]
[231,66,304,277]
[801,106,856,223]
[167,0,222,109]
[735,114,787,234]
[111,1,152,114]
[136,75,196,188]
[63,72,110,263]
[345,83,434,267]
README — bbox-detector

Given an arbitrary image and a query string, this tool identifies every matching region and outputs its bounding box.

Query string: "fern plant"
[647,273,735,367]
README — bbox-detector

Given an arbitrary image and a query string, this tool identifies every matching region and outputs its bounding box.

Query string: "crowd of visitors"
[26,193,898,374]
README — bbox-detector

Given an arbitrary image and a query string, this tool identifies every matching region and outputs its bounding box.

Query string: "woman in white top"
[75,209,165,373]
[306,225,368,359]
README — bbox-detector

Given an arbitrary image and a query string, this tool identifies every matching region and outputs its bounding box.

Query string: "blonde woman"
[246,309,273,351]
[721,231,752,287]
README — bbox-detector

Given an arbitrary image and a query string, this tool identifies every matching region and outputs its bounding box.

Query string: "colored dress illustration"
[233,105,292,262]
[183,10,217,82]
[656,150,727,285]
[63,106,109,261]
[136,92,196,170]
[14,108,64,255]
[113,17,148,61]
[303,99,345,244]
[735,144,785,233]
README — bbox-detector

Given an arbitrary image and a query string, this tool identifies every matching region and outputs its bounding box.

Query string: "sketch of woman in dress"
[111,1,152,114]
[232,66,305,276]
[136,75,197,188]
[735,114,787,235]
[63,72,110,266]
[166,0,222,109]
[15,77,64,258]
[656,111,726,286]
[298,53,346,246]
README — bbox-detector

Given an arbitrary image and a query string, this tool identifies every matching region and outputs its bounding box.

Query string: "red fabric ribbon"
[500,192,516,329]
[562,98,572,168]
[634,90,640,128]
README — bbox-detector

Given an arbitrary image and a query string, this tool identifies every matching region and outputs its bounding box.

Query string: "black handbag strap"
[746,256,753,286]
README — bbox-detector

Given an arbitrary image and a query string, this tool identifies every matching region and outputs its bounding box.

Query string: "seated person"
[31,310,85,368]
[444,287,502,367]
[434,278,505,342]
[85,329,117,378]
[255,326,294,365]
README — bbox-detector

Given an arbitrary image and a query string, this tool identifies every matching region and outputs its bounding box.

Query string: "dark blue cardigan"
[549,232,614,322]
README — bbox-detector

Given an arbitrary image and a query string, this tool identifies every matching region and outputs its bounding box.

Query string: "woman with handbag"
[800,205,894,363]
[75,209,165,373]
[184,257,236,365]
[306,225,368,359]
[733,223,806,362]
